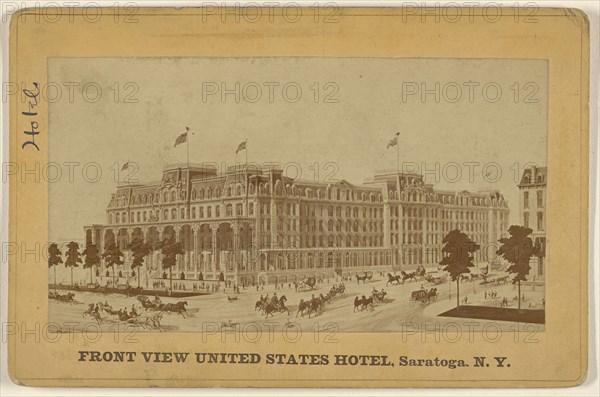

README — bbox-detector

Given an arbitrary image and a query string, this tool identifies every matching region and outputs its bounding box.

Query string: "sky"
[48,57,547,241]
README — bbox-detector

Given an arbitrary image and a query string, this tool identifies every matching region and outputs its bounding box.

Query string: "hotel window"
[143,211,147,221]
[199,207,204,218]
[523,192,529,208]
[249,203,254,215]
[163,209,168,220]
[192,207,196,219]
[171,209,176,219]
[207,207,212,218]
[537,191,543,207]
[215,206,220,217]
[181,209,185,219]
[115,213,120,224]
[537,212,544,231]
[523,213,529,228]
[236,203,243,215]
[226,204,233,217]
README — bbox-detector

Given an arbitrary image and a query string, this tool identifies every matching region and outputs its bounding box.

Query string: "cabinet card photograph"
[7,6,589,388]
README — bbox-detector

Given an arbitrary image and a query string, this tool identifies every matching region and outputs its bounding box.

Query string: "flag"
[387,132,400,148]
[236,140,247,154]
[121,161,130,171]
[174,127,194,147]
[174,132,187,147]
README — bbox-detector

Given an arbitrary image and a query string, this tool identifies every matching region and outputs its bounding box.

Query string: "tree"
[439,229,480,309]
[48,243,63,288]
[157,235,184,292]
[497,225,537,311]
[127,238,152,288]
[102,242,124,288]
[64,241,82,286]
[82,243,101,284]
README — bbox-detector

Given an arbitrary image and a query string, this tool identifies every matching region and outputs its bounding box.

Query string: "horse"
[161,301,188,318]
[401,271,418,283]
[82,304,102,324]
[360,295,374,311]
[353,296,363,312]
[296,299,309,317]
[306,297,322,318]
[427,288,438,302]
[143,313,164,332]
[227,296,238,302]
[356,273,369,284]
[386,273,402,286]
[263,296,289,318]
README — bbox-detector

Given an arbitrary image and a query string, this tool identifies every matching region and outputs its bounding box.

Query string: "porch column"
[191,225,199,276]
[211,223,218,272]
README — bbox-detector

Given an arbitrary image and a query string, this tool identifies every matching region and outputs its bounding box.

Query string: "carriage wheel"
[409,300,418,308]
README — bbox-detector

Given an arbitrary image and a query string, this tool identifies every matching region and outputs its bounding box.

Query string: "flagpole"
[186,129,191,277]
[396,132,400,174]
[244,138,249,218]
[186,133,190,169]
[394,132,401,271]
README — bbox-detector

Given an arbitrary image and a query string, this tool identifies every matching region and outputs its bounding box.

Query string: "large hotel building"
[85,163,510,286]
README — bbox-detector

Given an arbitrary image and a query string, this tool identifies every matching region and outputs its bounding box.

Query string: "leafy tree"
[127,238,152,287]
[157,234,184,292]
[439,229,480,309]
[82,243,101,284]
[102,241,124,288]
[64,241,82,286]
[497,225,537,311]
[48,243,63,288]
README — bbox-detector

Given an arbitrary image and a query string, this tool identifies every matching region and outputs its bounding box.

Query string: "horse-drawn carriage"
[356,271,373,284]
[297,276,317,292]
[424,273,447,285]
[48,291,76,304]
[409,288,438,307]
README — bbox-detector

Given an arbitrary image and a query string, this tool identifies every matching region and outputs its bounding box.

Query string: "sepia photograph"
[46,57,548,333]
